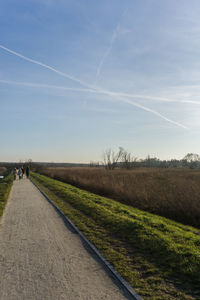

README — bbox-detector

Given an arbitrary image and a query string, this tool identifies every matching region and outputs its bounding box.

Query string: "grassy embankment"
[0,173,13,216]
[31,172,200,300]
[38,167,200,228]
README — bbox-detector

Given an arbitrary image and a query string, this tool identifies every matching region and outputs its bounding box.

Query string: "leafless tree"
[120,149,137,169]
[103,147,124,170]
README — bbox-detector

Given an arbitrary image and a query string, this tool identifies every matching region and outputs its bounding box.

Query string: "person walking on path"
[13,168,17,180]
[26,166,30,178]
[21,166,25,178]
[18,168,23,180]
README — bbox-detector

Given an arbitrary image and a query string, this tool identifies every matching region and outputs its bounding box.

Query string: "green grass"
[31,172,200,299]
[0,173,13,216]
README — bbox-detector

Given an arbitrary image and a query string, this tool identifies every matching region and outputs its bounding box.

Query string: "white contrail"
[94,24,120,82]
[94,10,127,83]
[0,79,187,129]
[0,79,95,93]
[101,91,188,129]
[1,79,199,106]
[115,96,188,129]
[107,91,200,105]
[0,44,188,129]
[0,45,92,90]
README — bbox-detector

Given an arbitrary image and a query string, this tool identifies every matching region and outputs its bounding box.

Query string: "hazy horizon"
[0,152,196,164]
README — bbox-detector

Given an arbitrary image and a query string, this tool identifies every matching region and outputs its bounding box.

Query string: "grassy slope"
[0,173,13,216]
[31,172,200,300]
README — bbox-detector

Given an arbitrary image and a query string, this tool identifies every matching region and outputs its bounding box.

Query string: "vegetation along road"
[0,178,129,300]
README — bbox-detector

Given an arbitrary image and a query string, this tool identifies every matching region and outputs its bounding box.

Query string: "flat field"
[37,167,200,228]
[31,172,200,300]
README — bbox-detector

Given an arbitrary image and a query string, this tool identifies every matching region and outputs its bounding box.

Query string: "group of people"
[13,166,30,180]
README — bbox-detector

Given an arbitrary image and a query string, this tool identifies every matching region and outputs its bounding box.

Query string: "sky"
[0,0,200,162]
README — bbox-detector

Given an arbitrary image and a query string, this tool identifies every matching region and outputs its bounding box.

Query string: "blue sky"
[0,0,200,162]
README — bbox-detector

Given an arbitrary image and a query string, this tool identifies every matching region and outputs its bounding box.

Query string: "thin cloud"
[0,44,188,129]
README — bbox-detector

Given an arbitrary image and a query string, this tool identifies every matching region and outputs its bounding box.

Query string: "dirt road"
[0,179,130,300]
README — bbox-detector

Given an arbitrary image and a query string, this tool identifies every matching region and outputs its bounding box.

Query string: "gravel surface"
[0,179,130,300]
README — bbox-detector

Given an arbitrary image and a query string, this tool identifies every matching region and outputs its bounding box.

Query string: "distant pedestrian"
[21,166,25,178]
[18,168,23,180]
[13,168,17,180]
[26,166,30,178]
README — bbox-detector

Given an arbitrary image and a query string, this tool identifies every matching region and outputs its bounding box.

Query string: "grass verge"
[31,172,200,300]
[0,173,13,216]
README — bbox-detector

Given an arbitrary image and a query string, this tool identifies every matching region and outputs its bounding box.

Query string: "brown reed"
[38,167,200,228]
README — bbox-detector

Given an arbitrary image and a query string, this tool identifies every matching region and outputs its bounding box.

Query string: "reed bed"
[38,167,200,228]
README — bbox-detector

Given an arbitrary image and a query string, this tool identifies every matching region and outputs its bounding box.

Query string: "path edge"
[0,177,14,223]
[30,178,143,300]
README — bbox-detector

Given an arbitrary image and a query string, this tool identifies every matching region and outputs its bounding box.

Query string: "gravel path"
[0,179,129,300]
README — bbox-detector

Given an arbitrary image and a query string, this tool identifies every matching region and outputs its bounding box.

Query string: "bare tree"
[103,147,124,170]
[121,148,137,169]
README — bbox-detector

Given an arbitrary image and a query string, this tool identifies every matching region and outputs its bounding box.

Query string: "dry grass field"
[38,167,200,228]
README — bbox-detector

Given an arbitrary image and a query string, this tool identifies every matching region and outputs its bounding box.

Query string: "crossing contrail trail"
[0,79,188,129]
[0,45,92,89]
[100,91,188,129]
[0,44,188,129]
[114,96,188,129]
[0,79,199,106]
